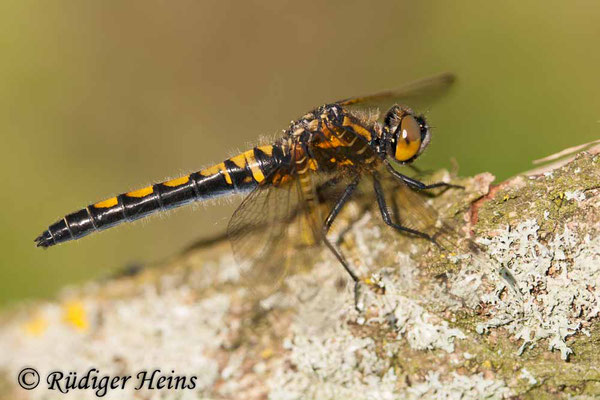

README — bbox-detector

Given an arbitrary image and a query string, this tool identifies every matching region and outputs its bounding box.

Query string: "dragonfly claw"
[354,281,366,313]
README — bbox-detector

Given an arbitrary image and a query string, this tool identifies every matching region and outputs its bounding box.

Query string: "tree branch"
[2,149,600,399]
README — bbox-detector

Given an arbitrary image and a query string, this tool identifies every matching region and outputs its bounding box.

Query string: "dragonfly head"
[382,105,431,164]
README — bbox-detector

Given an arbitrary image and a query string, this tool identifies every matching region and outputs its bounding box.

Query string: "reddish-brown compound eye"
[394,115,422,162]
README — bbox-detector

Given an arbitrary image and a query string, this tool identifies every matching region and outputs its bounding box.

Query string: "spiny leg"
[321,177,366,310]
[322,177,360,282]
[386,163,463,191]
[372,173,438,245]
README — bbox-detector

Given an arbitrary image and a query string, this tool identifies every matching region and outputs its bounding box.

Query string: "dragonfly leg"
[373,174,438,245]
[322,177,361,283]
[321,176,370,311]
[386,164,464,190]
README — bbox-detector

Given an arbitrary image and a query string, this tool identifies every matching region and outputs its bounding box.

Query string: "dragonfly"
[35,73,517,302]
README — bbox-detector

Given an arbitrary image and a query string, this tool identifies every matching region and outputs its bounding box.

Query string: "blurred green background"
[1,1,599,306]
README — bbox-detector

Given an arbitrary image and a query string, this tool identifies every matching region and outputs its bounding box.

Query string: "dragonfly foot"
[354,281,366,313]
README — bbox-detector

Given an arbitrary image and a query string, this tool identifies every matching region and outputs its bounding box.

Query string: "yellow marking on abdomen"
[343,116,372,141]
[126,186,154,198]
[200,162,232,185]
[94,197,118,208]
[227,149,266,183]
[244,150,265,183]
[249,165,264,182]
[163,176,190,187]
[228,153,248,168]
[257,145,273,156]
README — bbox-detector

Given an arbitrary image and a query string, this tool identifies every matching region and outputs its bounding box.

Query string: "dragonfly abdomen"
[35,145,284,247]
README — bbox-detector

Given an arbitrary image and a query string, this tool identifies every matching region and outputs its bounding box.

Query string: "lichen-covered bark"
[2,151,600,400]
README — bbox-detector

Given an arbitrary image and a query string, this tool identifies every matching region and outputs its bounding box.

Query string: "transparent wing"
[336,72,455,113]
[227,161,357,299]
[375,165,518,297]
[227,172,303,299]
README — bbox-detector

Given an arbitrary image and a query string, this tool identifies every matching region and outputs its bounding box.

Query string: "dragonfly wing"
[227,163,369,301]
[336,72,455,113]
[227,174,302,298]
[227,158,346,299]
[376,166,519,296]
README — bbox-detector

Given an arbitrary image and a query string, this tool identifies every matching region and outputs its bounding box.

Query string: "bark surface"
[2,148,600,400]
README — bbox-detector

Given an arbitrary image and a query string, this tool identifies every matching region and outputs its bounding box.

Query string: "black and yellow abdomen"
[35,145,285,247]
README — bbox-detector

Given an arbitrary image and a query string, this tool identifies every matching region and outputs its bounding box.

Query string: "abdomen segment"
[35,145,282,247]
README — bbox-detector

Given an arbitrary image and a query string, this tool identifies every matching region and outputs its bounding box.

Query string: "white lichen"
[367,272,466,353]
[266,214,470,399]
[565,190,586,202]
[519,368,537,385]
[475,219,600,360]
[406,371,511,400]
[0,271,231,399]
[4,159,599,399]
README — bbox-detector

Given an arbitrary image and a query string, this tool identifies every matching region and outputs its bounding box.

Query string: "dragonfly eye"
[392,115,422,162]
[383,106,431,163]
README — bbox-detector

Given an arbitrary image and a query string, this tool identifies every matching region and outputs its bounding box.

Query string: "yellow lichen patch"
[126,186,154,198]
[94,197,118,208]
[23,314,48,337]
[260,347,274,359]
[163,176,189,187]
[62,300,89,332]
